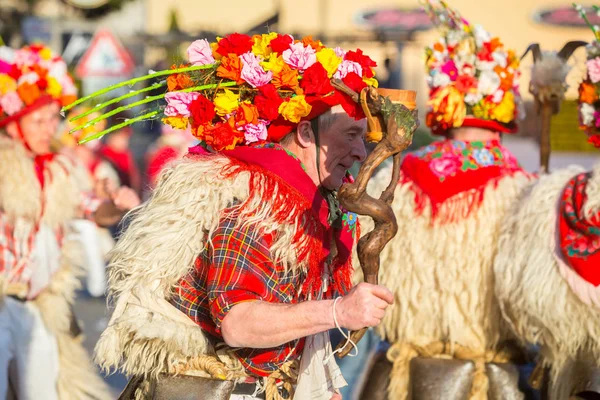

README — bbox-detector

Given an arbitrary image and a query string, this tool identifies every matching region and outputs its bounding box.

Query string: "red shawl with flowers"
[188,143,357,297]
[400,139,527,223]
[559,172,600,286]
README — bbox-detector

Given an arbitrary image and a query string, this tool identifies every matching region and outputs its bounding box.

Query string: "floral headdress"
[0,44,77,128]
[64,32,379,151]
[575,4,600,148]
[422,0,522,136]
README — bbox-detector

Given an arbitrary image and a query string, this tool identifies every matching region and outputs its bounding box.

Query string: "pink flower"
[240,52,273,88]
[282,42,316,71]
[14,49,39,67]
[243,119,268,143]
[441,60,458,81]
[164,91,199,117]
[0,61,10,74]
[429,155,461,178]
[587,57,600,83]
[334,47,347,58]
[333,60,363,79]
[187,39,215,66]
[0,92,25,115]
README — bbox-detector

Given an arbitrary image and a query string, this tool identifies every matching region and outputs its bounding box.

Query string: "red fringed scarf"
[187,143,357,298]
[400,139,527,223]
[559,172,600,286]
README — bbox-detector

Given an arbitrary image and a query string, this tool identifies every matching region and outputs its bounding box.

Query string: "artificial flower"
[261,54,286,74]
[0,74,16,95]
[46,77,62,98]
[39,47,52,61]
[167,65,194,91]
[210,42,222,60]
[252,32,278,58]
[282,42,317,71]
[164,91,199,117]
[345,49,377,78]
[187,39,216,66]
[579,81,598,104]
[588,134,600,148]
[240,52,273,88]
[162,116,189,130]
[300,62,333,95]
[278,95,312,123]
[301,36,324,51]
[455,74,478,93]
[477,71,501,95]
[254,83,284,121]
[464,92,484,106]
[316,48,342,78]
[269,34,294,54]
[17,82,40,106]
[491,89,505,104]
[587,57,600,83]
[216,33,254,57]
[0,91,24,115]
[441,60,458,81]
[431,72,451,88]
[234,101,259,127]
[363,77,379,87]
[243,119,268,143]
[189,94,216,126]
[429,86,466,128]
[214,89,240,116]
[61,94,77,107]
[204,119,244,151]
[494,65,514,91]
[333,60,362,80]
[216,54,245,84]
[580,103,596,126]
[272,63,299,89]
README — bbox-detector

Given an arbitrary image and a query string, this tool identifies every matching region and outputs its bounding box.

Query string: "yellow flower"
[363,77,379,88]
[428,86,466,127]
[210,42,222,60]
[252,32,278,58]
[490,91,515,123]
[46,77,62,98]
[261,54,286,74]
[316,48,342,78]
[214,89,240,116]
[0,74,17,95]
[278,95,312,123]
[472,100,493,120]
[161,116,189,130]
[39,47,52,60]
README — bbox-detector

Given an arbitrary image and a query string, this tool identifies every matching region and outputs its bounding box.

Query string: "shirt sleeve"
[206,216,278,333]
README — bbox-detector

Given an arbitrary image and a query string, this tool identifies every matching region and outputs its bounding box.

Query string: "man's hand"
[335,283,394,331]
[110,186,140,212]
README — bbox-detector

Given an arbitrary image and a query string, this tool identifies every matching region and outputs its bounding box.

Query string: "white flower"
[478,71,501,95]
[464,92,483,105]
[446,30,463,47]
[473,25,491,47]
[0,46,15,64]
[48,60,68,81]
[491,89,505,104]
[18,72,40,85]
[432,72,451,88]
[581,103,595,126]
[492,51,508,68]
[476,59,496,71]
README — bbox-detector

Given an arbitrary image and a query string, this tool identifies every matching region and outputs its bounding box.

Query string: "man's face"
[9,102,60,155]
[317,110,367,190]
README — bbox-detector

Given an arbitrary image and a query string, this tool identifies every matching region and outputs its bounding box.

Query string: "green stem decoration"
[70,81,166,122]
[62,64,217,113]
[69,82,237,134]
[574,3,598,37]
[78,110,160,144]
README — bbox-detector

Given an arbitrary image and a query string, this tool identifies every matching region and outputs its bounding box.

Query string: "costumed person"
[65,32,418,400]
[494,5,600,399]
[0,44,139,399]
[361,2,535,399]
[145,121,196,194]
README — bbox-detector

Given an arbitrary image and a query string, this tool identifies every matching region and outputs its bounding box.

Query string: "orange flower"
[494,65,514,91]
[216,54,244,84]
[17,82,41,106]
[301,36,324,51]
[167,73,193,91]
[433,42,445,53]
[489,37,503,52]
[579,81,598,104]
[234,102,259,127]
[272,63,299,89]
[61,94,77,107]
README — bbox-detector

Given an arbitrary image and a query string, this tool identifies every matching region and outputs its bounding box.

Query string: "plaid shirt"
[0,191,101,293]
[172,214,307,377]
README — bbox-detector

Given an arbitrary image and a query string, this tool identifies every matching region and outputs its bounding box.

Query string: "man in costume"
[0,44,140,399]
[80,32,413,400]
[494,6,600,398]
[362,2,535,398]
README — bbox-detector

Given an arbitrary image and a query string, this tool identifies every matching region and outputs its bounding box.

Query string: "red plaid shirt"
[171,214,307,377]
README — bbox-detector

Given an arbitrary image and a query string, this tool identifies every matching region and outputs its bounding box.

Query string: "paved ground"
[75,137,600,398]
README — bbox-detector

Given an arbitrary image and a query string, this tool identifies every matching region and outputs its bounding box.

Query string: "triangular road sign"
[76,29,135,77]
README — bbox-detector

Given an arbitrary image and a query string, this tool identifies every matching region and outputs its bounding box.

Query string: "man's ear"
[296,120,315,149]
[4,121,19,140]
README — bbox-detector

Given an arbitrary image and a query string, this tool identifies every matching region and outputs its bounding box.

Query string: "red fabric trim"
[0,95,56,128]
[461,117,518,134]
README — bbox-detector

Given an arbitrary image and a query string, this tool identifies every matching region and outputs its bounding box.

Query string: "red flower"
[477,43,494,62]
[269,34,293,54]
[455,75,478,93]
[254,83,284,121]
[37,78,48,91]
[216,33,254,57]
[8,65,22,81]
[337,72,367,119]
[189,94,216,126]
[204,120,244,151]
[345,49,377,78]
[300,62,333,95]
[589,134,600,149]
